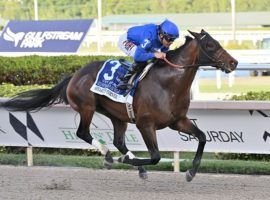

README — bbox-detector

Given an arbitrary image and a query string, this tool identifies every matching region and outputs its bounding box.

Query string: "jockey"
[117,19,179,90]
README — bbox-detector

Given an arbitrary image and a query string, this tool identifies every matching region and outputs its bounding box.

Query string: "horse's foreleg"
[170,117,206,182]
[120,120,161,167]
[77,109,113,168]
[111,118,147,179]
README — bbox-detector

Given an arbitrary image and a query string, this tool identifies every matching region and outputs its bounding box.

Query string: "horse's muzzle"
[223,59,238,73]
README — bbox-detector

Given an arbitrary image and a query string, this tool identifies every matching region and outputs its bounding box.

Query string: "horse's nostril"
[230,60,238,68]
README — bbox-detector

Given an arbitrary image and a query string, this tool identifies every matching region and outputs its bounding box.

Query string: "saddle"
[90,58,154,103]
[91,59,154,122]
[119,59,133,70]
[118,59,154,96]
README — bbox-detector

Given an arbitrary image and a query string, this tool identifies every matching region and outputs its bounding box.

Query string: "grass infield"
[199,76,270,93]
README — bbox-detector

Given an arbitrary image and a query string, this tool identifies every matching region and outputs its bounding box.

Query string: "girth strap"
[124,62,155,123]
[125,103,136,123]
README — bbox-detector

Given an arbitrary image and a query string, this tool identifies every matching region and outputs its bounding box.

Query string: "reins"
[162,34,226,70]
[163,57,219,69]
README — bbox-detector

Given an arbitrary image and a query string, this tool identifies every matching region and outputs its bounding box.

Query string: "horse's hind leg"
[110,117,148,179]
[76,109,113,169]
[170,117,206,182]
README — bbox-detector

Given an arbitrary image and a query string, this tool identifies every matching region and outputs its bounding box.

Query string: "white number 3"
[104,60,121,80]
[141,39,150,48]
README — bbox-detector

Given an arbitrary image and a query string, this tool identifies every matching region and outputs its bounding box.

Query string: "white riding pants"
[118,33,137,58]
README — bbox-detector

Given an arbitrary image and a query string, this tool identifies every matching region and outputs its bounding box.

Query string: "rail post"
[26,146,33,167]
[173,151,180,172]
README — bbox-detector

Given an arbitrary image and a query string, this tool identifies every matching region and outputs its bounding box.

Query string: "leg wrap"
[126,151,136,159]
[92,139,109,155]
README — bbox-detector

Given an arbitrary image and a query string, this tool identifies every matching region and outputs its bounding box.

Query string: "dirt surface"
[0,165,269,200]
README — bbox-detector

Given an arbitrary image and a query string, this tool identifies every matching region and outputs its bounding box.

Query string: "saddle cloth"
[90,59,151,104]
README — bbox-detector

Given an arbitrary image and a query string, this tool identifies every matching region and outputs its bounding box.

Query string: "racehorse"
[0,29,238,182]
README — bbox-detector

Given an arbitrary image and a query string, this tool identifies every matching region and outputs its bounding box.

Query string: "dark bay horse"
[0,29,238,182]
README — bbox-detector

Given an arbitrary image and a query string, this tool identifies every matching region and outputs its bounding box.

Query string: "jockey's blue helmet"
[159,19,179,42]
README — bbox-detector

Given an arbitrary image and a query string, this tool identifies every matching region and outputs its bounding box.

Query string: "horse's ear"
[188,30,201,39]
[201,29,207,34]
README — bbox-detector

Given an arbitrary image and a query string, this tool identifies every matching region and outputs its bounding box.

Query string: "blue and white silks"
[90,59,138,104]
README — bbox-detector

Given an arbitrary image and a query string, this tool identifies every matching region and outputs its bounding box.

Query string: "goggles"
[163,34,177,42]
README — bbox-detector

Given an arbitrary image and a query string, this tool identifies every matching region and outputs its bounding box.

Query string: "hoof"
[139,172,148,180]
[185,170,194,182]
[138,166,148,180]
[104,152,113,170]
[103,159,113,170]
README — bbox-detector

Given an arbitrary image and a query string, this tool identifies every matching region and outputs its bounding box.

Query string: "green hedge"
[0,55,125,85]
[216,152,270,161]
[0,83,52,97]
[230,91,270,100]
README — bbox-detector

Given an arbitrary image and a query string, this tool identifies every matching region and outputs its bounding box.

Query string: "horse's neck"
[173,40,199,93]
[150,40,199,97]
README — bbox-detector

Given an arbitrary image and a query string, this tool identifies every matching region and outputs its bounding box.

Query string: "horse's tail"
[0,75,72,112]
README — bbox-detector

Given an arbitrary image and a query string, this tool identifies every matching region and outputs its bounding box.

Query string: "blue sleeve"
[134,46,155,62]
[133,34,155,62]
[161,46,169,52]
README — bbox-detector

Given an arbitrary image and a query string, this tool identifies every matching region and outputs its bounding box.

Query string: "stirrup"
[117,82,131,90]
[123,86,133,97]
[119,75,131,81]
[117,82,133,90]
[117,84,128,90]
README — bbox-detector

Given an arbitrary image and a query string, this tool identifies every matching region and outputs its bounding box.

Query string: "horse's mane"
[166,36,193,59]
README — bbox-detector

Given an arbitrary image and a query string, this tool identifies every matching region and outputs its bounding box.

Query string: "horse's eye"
[205,42,216,50]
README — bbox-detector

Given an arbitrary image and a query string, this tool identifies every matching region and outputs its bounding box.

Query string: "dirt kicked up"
[0,165,269,200]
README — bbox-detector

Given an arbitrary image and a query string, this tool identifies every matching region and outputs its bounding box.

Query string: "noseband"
[163,34,226,69]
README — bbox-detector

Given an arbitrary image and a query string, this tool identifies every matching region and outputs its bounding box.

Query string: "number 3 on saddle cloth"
[90,59,152,104]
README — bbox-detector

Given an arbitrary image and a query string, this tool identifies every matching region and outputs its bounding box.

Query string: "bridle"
[162,34,226,70]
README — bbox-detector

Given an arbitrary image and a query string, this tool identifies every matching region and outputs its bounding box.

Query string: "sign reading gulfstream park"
[0,19,93,52]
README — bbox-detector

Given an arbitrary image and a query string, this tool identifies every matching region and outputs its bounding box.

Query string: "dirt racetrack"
[0,165,269,200]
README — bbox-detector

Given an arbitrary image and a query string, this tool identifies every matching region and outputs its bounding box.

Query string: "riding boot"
[117,62,145,90]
